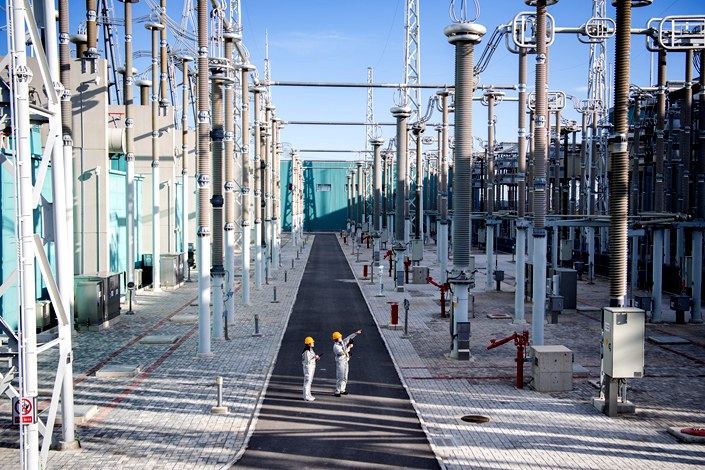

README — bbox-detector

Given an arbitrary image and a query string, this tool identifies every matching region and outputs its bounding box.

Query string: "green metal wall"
[280,160,352,232]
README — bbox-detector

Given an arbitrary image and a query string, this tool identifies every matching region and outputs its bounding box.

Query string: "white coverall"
[302,349,317,400]
[334,332,358,394]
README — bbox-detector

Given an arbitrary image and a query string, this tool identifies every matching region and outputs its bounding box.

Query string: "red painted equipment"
[384,250,393,276]
[404,257,412,284]
[343,235,347,244]
[682,428,705,437]
[360,233,371,249]
[363,264,369,278]
[426,276,450,318]
[388,302,399,325]
[487,330,531,389]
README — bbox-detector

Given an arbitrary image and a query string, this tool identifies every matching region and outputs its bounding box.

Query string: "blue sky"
[237,0,703,159]
[8,0,703,159]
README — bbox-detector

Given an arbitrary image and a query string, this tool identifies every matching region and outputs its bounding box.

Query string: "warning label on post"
[12,397,36,425]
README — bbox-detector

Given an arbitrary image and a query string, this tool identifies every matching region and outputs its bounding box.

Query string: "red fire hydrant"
[388,302,399,325]
[486,330,530,389]
[384,250,393,277]
[426,276,450,318]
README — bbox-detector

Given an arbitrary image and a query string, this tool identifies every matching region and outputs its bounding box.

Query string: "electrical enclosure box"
[554,268,577,310]
[560,239,573,263]
[380,229,388,243]
[633,295,652,312]
[160,253,185,288]
[669,295,690,312]
[411,239,423,262]
[75,281,104,326]
[74,272,121,324]
[412,266,429,284]
[35,300,52,332]
[602,307,645,379]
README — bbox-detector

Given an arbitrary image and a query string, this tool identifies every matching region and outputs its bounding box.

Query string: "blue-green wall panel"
[109,171,127,274]
[280,161,352,232]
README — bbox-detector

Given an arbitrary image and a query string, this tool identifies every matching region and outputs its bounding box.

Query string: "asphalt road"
[235,234,439,469]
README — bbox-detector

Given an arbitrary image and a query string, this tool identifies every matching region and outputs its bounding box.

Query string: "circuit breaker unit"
[602,307,645,379]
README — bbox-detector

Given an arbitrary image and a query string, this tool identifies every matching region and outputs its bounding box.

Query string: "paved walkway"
[343,233,705,469]
[1,232,705,469]
[236,234,438,469]
[1,234,311,469]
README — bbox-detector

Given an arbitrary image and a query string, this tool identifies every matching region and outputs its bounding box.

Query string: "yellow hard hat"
[304,336,314,345]
[332,331,342,340]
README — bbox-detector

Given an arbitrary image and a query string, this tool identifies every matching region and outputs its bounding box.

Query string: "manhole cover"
[461,415,490,424]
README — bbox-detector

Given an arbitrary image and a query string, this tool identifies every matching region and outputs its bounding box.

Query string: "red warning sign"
[12,397,35,425]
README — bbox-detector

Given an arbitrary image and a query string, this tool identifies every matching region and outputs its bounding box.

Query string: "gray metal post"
[181,55,193,283]
[651,47,668,322]
[224,33,237,324]
[240,64,254,305]
[528,0,556,347]
[58,0,78,448]
[122,0,137,310]
[515,46,528,323]
[196,0,212,356]
[372,138,384,264]
[444,17,485,358]
[252,87,264,289]
[391,105,412,291]
[413,123,425,241]
[437,90,450,283]
[357,161,364,232]
[210,70,227,342]
[146,22,164,292]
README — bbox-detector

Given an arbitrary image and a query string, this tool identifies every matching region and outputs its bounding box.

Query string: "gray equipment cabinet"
[74,272,122,327]
[160,253,185,287]
[602,307,645,379]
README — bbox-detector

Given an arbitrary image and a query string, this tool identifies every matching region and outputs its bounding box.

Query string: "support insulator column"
[515,46,528,323]
[240,63,254,306]
[59,0,78,448]
[437,90,451,282]
[372,137,384,263]
[252,86,265,289]
[391,105,412,291]
[210,72,227,342]
[528,0,554,347]
[196,0,212,356]
[181,55,193,282]
[444,19,485,357]
[147,22,165,292]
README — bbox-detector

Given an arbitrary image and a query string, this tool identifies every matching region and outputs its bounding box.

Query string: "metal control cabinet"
[74,272,121,325]
[75,281,104,326]
[411,239,423,262]
[160,253,185,287]
[602,307,645,379]
[554,268,577,310]
[412,266,429,284]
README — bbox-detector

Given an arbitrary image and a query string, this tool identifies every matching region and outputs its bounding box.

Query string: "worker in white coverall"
[332,329,362,397]
[302,336,320,401]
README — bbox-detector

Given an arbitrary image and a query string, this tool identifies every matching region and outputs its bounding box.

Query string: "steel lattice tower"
[366,67,374,159]
[404,0,421,120]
